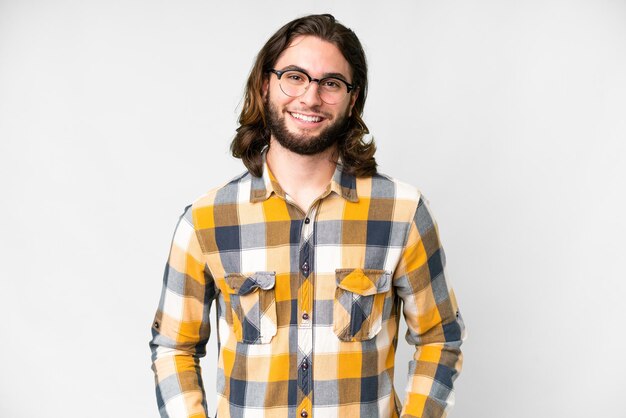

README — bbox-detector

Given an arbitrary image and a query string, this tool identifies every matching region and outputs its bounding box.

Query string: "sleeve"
[393,196,466,418]
[149,205,217,418]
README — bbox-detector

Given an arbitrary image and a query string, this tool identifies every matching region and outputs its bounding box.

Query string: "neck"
[265,138,338,210]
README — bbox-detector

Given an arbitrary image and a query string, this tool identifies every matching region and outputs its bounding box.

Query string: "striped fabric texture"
[150,158,465,418]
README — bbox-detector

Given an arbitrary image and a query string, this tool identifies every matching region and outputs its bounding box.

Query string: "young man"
[150,14,465,418]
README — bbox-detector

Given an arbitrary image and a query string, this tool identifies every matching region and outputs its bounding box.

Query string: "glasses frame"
[268,68,355,104]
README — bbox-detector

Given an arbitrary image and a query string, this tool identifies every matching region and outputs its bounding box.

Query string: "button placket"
[297,204,318,411]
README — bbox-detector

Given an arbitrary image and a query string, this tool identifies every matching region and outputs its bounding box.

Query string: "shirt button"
[302,361,309,370]
[302,312,309,320]
[304,217,310,224]
[300,410,308,418]
[302,261,309,271]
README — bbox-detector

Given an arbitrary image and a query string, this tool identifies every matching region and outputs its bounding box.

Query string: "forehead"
[274,35,352,79]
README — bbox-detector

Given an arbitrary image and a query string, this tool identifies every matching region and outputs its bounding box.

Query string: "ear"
[347,87,359,117]
[262,77,269,101]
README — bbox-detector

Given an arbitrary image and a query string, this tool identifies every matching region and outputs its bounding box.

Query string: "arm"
[394,196,466,418]
[149,205,216,418]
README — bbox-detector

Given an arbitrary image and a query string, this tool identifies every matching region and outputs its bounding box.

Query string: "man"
[150,14,465,418]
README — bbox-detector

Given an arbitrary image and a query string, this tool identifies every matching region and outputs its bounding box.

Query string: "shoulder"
[191,170,251,208]
[366,173,444,244]
[354,171,427,224]
[358,171,424,205]
[179,171,251,227]
[374,172,442,230]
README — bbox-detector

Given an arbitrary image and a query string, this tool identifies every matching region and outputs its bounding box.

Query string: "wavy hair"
[230,14,377,177]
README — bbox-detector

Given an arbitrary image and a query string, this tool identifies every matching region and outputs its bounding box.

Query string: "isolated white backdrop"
[1,1,625,417]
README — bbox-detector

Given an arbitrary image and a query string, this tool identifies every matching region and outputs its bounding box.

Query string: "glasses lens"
[318,78,348,104]
[279,70,308,97]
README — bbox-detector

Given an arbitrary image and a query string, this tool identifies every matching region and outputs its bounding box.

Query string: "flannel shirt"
[150,157,465,418]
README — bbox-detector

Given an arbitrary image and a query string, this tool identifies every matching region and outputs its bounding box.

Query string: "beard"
[265,98,350,156]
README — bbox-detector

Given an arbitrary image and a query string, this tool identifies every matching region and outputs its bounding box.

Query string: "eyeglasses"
[268,68,355,105]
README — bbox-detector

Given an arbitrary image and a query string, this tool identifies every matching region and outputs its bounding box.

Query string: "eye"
[283,71,307,84]
[321,78,343,91]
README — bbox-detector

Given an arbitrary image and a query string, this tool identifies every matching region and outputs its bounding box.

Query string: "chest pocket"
[224,271,277,344]
[333,268,393,342]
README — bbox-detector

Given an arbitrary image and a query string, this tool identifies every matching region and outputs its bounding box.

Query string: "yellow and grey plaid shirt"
[150,158,465,418]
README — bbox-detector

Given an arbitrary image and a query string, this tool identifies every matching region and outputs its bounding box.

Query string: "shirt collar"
[249,151,359,203]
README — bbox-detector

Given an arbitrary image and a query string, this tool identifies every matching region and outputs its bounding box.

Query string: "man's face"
[263,35,358,156]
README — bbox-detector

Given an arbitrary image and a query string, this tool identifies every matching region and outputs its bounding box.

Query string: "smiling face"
[263,35,359,156]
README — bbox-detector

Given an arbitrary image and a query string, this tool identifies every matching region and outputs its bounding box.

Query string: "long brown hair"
[230,14,377,177]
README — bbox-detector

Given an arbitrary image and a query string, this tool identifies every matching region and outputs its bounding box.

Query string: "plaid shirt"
[150,157,465,418]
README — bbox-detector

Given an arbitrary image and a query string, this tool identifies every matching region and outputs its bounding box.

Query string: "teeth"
[291,112,321,122]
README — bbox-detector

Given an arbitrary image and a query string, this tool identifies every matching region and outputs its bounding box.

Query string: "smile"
[289,112,324,123]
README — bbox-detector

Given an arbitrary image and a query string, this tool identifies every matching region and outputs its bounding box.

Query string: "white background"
[1,1,625,417]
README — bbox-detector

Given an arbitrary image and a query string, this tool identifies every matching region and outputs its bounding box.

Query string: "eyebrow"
[279,65,351,82]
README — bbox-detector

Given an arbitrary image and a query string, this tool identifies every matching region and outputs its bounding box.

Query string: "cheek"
[269,90,295,110]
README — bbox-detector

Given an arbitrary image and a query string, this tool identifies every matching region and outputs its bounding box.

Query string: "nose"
[299,81,323,107]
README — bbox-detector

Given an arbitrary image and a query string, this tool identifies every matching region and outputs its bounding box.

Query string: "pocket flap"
[335,268,391,296]
[224,271,276,295]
